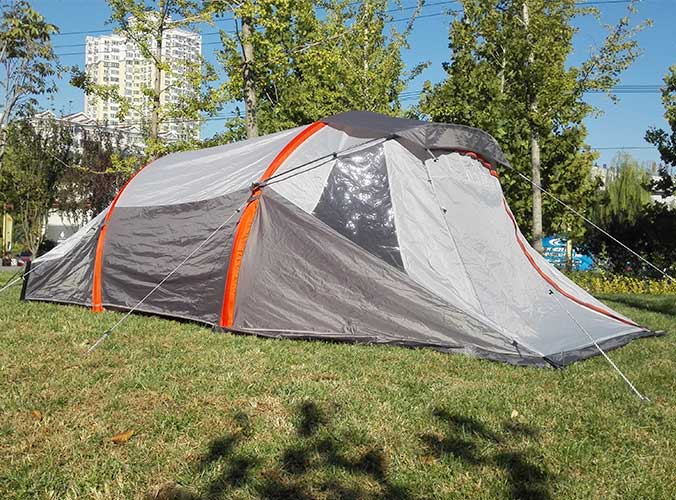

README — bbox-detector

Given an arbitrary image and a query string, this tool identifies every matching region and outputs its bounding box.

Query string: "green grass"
[1,271,675,499]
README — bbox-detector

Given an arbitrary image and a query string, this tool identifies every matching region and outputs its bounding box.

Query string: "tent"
[22,111,652,367]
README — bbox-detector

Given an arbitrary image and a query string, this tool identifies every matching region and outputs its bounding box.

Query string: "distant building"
[32,110,144,151]
[650,174,676,209]
[591,162,675,208]
[84,21,201,143]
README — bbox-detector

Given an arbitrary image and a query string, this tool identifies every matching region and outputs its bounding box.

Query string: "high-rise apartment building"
[84,23,201,142]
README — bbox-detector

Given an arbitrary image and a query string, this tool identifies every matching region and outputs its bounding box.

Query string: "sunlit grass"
[1,271,674,499]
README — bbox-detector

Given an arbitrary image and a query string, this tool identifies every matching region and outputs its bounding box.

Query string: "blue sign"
[542,236,594,271]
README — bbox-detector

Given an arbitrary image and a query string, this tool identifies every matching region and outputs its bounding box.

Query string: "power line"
[52,0,636,53]
[53,0,460,42]
[399,86,664,102]
[55,9,455,57]
[593,146,655,150]
[51,0,635,39]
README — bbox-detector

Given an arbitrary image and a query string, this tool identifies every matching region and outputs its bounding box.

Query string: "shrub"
[568,271,676,295]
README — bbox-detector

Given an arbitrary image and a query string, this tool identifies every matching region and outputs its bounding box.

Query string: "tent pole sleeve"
[91,163,152,312]
[502,197,639,327]
[218,121,326,329]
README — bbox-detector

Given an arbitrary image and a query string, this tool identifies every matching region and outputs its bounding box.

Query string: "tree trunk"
[0,126,7,163]
[150,16,163,142]
[522,0,544,254]
[566,235,573,271]
[530,131,544,253]
[241,16,258,139]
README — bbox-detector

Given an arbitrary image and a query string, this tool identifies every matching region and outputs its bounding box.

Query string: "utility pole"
[241,16,258,139]
[522,0,544,254]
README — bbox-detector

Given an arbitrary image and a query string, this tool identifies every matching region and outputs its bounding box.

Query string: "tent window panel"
[312,144,403,270]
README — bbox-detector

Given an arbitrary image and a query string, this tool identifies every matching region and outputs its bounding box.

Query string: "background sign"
[542,235,593,271]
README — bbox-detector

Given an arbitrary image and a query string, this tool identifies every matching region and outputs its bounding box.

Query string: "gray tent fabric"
[24,111,652,366]
[24,210,106,306]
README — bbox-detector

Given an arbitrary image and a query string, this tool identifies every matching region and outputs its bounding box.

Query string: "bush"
[568,271,676,295]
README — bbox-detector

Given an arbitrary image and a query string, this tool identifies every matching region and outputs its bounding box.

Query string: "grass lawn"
[1,270,675,499]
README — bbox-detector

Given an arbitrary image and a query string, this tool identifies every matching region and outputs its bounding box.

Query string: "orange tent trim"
[501,198,638,327]
[218,121,326,328]
[91,165,150,312]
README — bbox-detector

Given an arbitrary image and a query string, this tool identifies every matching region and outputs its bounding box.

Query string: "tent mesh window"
[312,144,403,270]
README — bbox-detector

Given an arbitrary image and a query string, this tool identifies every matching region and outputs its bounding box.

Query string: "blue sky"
[32,0,675,167]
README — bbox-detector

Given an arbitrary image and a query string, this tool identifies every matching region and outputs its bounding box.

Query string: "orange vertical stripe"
[218,121,327,328]
[218,198,259,327]
[91,164,150,311]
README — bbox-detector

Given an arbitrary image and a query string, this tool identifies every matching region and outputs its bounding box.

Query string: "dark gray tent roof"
[324,111,510,168]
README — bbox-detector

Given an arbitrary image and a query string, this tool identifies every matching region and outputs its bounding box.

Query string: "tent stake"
[548,289,650,402]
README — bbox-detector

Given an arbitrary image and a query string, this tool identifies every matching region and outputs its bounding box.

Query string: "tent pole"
[548,289,650,402]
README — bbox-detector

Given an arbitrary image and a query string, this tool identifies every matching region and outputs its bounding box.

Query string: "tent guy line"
[86,198,249,354]
[503,164,676,283]
[260,137,390,187]
[0,261,48,294]
[548,289,650,401]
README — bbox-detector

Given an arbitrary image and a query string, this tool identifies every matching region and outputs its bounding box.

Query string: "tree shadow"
[194,410,259,499]
[192,401,410,500]
[179,403,551,500]
[420,408,551,500]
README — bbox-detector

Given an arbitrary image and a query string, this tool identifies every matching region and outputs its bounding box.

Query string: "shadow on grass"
[420,408,551,500]
[191,401,411,500]
[167,403,551,500]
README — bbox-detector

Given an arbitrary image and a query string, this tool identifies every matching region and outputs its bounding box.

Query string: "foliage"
[215,0,427,135]
[56,126,136,224]
[645,65,676,197]
[420,0,646,243]
[585,201,676,278]
[0,119,76,254]
[591,152,652,225]
[569,271,676,295]
[0,0,59,158]
[584,153,675,277]
[1,276,676,499]
[70,0,224,153]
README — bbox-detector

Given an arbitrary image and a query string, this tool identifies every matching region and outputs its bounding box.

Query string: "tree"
[0,0,59,160]
[56,126,134,225]
[0,119,76,254]
[645,65,676,198]
[587,153,674,276]
[420,0,646,253]
[215,0,426,137]
[592,153,652,226]
[71,0,224,157]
